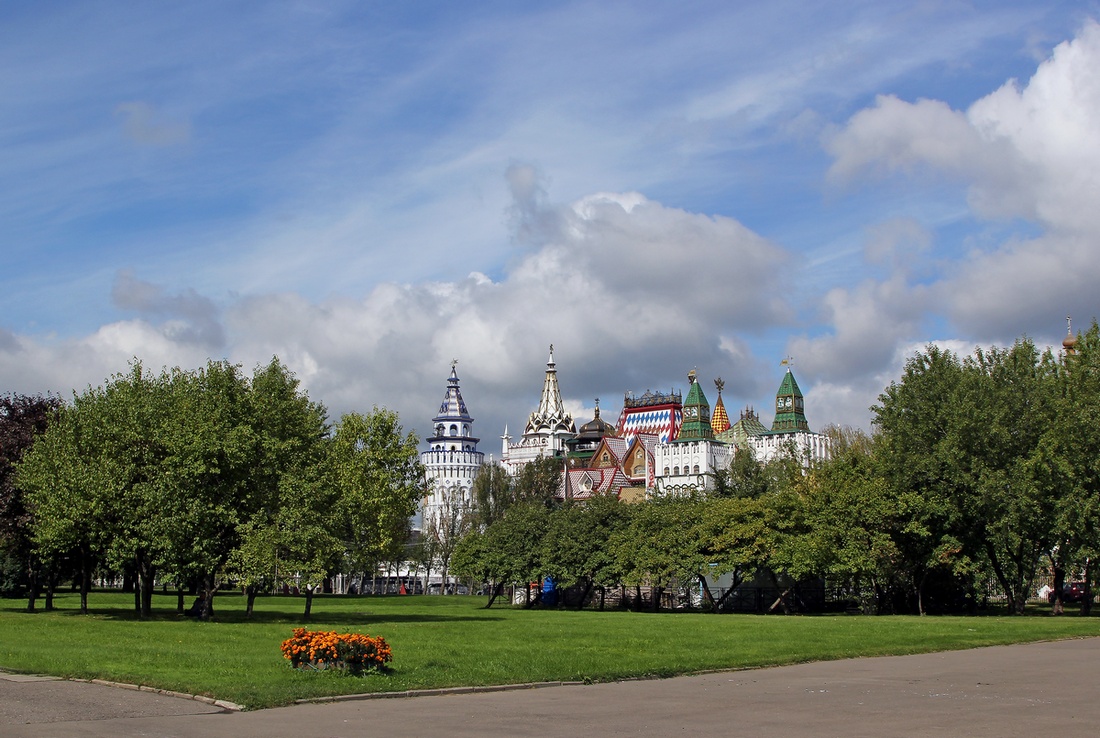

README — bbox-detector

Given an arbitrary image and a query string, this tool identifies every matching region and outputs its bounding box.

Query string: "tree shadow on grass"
[29,593,508,625]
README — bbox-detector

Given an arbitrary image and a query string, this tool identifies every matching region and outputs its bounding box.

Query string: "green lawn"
[2,591,1099,710]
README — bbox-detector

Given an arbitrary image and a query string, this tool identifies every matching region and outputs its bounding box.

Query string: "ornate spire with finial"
[711,377,730,434]
[1063,315,1078,354]
[525,343,574,435]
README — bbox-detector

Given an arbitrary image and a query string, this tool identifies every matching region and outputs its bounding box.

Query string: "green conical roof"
[771,368,810,433]
[676,370,714,442]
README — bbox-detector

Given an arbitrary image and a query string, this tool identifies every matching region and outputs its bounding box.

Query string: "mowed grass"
[2,591,1100,709]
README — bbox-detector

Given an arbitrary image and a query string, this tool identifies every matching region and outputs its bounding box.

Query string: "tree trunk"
[199,572,216,621]
[915,569,928,616]
[246,585,257,618]
[1082,558,1093,617]
[485,581,504,609]
[304,587,314,618]
[133,553,156,619]
[25,565,39,612]
[698,575,715,611]
[578,578,594,609]
[1052,564,1066,616]
[983,541,1018,615]
[715,574,745,611]
[44,572,57,611]
[176,586,185,615]
[599,585,605,611]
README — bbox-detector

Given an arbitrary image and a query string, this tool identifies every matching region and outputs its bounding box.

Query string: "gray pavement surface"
[3,637,1097,737]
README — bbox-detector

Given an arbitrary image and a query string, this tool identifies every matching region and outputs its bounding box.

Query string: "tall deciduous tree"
[873,345,973,614]
[471,462,513,528]
[424,490,474,594]
[1047,321,1100,614]
[330,409,425,591]
[0,393,62,604]
[540,493,632,607]
[230,358,329,616]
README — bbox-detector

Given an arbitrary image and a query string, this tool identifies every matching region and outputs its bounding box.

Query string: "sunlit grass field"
[2,591,1098,709]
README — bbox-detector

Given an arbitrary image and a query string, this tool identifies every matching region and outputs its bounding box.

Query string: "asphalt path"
[3,637,1096,737]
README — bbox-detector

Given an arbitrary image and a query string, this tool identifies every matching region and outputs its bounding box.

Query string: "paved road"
[3,638,1096,737]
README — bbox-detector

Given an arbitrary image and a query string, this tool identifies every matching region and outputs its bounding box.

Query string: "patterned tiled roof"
[619,406,681,444]
[711,393,730,434]
[562,467,631,501]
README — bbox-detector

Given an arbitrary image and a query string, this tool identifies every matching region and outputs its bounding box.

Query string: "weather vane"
[714,377,725,393]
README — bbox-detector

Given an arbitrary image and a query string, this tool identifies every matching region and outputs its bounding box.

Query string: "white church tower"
[500,345,577,474]
[419,361,483,534]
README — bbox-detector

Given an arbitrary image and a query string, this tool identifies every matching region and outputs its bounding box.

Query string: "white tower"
[419,361,483,534]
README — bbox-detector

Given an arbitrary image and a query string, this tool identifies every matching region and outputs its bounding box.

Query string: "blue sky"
[2,1,1098,444]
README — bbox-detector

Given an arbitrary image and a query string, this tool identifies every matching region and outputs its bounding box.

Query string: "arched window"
[693,464,700,474]
[450,424,458,436]
[673,466,680,475]
[463,424,470,436]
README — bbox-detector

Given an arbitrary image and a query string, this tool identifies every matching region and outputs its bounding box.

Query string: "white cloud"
[0,175,794,441]
[823,19,1100,348]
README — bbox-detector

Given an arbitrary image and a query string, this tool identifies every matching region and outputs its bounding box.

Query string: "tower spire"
[527,344,572,433]
[711,377,730,434]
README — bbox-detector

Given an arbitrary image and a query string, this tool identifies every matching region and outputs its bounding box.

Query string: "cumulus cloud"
[823,19,1100,346]
[0,172,794,441]
[111,271,225,348]
[789,274,930,384]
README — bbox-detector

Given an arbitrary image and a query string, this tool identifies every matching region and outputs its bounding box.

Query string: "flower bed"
[281,627,392,674]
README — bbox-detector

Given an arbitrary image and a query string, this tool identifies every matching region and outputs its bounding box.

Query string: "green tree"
[954,340,1058,614]
[424,490,475,594]
[0,393,62,603]
[229,358,329,616]
[512,455,563,508]
[611,495,703,611]
[471,462,513,527]
[1046,321,1100,614]
[540,493,632,607]
[330,409,425,592]
[873,345,974,614]
[695,495,772,611]
[794,429,904,613]
[712,446,772,499]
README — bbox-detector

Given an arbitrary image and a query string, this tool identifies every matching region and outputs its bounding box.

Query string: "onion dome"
[1064,316,1078,354]
[577,400,616,439]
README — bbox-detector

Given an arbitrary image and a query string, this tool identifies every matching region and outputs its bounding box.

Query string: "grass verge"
[2,591,1098,710]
